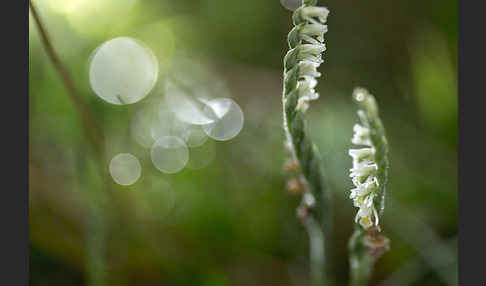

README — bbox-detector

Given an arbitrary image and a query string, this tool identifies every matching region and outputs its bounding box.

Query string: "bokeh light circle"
[151,136,189,174]
[89,37,158,105]
[109,153,142,186]
[164,81,215,125]
[202,98,244,141]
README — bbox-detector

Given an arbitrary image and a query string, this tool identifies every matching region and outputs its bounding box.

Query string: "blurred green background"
[29,0,457,285]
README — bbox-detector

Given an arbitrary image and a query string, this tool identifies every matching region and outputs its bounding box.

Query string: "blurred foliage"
[29,0,457,285]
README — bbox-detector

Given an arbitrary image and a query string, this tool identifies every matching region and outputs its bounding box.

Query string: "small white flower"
[299,61,321,78]
[302,76,318,89]
[296,101,310,112]
[353,179,376,196]
[301,34,321,45]
[298,44,326,64]
[349,148,374,163]
[349,162,377,179]
[300,43,327,54]
[301,24,328,42]
[301,6,330,23]
[298,81,318,99]
[296,76,319,112]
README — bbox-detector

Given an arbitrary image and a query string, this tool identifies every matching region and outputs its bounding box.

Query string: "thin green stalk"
[29,0,104,156]
[303,216,326,286]
[282,1,331,285]
[347,87,390,286]
[349,227,373,286]
[30,2,114,284]
[75,147,109,286]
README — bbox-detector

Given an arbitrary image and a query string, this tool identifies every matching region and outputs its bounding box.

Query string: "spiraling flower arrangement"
[281,2,390,285]
[283,1,329,114]
[348,87,390,286]
[348,87,389,231]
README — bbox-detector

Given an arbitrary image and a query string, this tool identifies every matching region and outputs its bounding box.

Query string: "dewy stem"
[282,1,332,285]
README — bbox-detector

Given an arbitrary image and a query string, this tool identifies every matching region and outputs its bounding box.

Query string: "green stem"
[348,228,373,286]
[303,216,326,286]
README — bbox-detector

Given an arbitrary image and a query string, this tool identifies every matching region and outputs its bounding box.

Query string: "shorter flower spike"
[348,87,389,231]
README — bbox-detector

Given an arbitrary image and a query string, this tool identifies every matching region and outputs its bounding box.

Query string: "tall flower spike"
[348,87,389,231]
[282,1,331,286]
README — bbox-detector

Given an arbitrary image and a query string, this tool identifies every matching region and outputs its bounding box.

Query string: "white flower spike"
[283,0,329,113]
[348,88,389,231]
